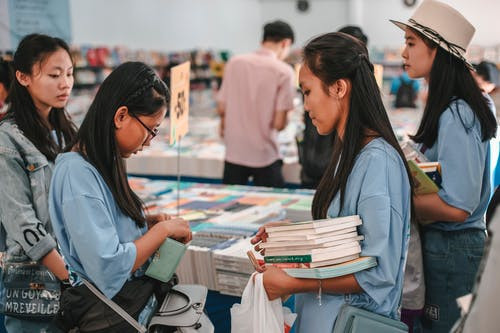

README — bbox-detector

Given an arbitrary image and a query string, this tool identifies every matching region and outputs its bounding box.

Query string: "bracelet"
[317,279,322,306]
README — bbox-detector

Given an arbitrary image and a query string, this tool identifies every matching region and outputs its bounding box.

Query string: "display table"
[126,116,303,184]
[129,177,313,294]
[129,177,312,333]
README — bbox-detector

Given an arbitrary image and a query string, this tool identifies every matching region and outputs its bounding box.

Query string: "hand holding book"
[250,220,290,256]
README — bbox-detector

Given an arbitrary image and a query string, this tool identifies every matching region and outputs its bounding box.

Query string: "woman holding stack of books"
[252,32,413,332]
[391,1,497,332]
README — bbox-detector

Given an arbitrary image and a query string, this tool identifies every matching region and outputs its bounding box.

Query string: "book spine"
[264,255,312,263]
[266,262,312,268]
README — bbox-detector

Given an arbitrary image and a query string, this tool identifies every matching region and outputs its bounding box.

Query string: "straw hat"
[390,0,475,69]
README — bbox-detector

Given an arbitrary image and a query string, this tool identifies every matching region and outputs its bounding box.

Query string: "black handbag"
[54,275,175,333]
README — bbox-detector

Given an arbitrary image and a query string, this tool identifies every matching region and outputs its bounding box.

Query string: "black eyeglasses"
[131,114,159,139]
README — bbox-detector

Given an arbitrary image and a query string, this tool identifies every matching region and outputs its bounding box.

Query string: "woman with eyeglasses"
[48,62,192,331]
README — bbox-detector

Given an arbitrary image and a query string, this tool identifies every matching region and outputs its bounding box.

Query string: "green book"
[265,255,312,263]
[408,160,440,195]
[146,238,187,282]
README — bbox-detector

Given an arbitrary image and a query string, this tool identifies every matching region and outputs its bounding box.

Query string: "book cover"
[408,160,440,195]
[145,238,187,282]
[284,256,377,279]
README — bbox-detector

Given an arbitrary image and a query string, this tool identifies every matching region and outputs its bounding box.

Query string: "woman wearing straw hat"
[391,1,497,332]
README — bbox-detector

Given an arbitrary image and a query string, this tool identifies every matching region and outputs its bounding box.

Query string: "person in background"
[298,25,368,189]
[392,1,497,332]
[390,65,421,109]
[474,61,500,225]
[0,33,76,332]
[48,62,192,331]
[216,20,296,188]
[473,61,500,120]
[473,61,499,95]
[252,32,412,333]
[0,58,13,120]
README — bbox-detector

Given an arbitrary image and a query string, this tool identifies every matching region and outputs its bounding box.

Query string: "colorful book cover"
[408,160,440,195]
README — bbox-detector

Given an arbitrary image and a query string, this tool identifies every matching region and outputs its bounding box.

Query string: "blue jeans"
[421,228,485,333]
[4,316,61,333]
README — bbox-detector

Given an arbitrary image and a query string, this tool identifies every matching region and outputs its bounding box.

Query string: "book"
[262,232,362,253]
[408,160,440,195]
[265,215,360,233]
[146,238,187,282]
[418,162,442,187]
[265,254,361,269]
[401,141,429,163]
[284,256,377,279]
[264,238,363,257]
[261,254,357,268]
[264,243,361,263]
[267,219,362,238]
[259,231,359,249]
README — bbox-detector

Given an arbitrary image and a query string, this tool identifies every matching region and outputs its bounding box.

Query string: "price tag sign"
[169,61,190,145]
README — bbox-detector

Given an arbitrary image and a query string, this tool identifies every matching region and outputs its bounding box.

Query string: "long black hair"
[0,57,13,94]
[6,34,76,161]
[74,62,169,227]
[305,32,414,219]
[410,32,496,147]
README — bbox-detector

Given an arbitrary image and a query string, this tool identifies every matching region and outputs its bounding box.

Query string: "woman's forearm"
[41,249,69,281]
[414,193,469,223]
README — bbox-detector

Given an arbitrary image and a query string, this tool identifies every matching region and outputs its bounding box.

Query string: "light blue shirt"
[422,99,491,231]
[390,72,421,95]
[294,138,411,333]
[49,152,147,298]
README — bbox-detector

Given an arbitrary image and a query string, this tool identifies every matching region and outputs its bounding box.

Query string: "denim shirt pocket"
[24,154,51,227]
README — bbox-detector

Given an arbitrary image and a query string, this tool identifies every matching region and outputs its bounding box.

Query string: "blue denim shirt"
[0,119,57,262]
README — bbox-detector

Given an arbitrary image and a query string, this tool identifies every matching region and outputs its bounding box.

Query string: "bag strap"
[80,278,147,333]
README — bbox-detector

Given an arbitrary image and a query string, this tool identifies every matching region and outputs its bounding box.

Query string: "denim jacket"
[0,119,57,263]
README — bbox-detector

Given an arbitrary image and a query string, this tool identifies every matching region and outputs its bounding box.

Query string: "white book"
[262,233,363,252]
[308,254,360,268]
[267,220,361,239]
[265,244,361,263]
[265,238,363,256]
[265,215,361,233]
[260,231,359,249]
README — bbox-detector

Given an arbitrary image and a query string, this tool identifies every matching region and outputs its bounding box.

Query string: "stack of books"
[408,160,442,195]
[260,215,377,278]
[402,141,442,195]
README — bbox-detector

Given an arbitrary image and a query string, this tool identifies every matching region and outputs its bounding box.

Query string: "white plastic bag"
[230,272,297,333]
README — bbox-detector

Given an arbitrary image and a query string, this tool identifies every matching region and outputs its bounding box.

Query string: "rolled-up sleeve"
[437,109,483,214]
[0,152,56,261]
[61,195,137,298]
